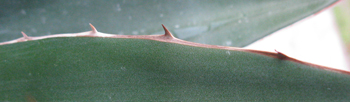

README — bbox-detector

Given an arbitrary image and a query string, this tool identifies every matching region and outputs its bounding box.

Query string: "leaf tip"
[162,24,175,39]
[89,23,98,34]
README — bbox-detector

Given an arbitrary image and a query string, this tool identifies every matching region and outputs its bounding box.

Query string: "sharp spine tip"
[89,23,98,34]
[275,49,288,59]
[21,31,30,39]
[162,24,175,38]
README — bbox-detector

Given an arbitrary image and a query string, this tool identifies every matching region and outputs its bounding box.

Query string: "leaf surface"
[1,37,349,101]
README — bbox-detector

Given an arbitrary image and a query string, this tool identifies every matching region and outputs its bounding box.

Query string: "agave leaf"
[0,29,349,101]
[0,0,338,46]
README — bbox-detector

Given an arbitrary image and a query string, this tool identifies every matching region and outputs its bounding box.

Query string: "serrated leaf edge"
[0,24,348,74]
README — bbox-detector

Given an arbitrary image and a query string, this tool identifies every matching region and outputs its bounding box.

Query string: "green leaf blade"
[1,37,349,101]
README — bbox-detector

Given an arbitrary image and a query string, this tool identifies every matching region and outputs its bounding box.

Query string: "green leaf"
[1,37,350,101]
[0,0,338,47]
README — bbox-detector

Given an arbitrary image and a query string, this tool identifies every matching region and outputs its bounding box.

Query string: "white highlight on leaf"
[20,9,26,15]
[121,67,126,70]
[116,4,122,11]
[226,51,231,55]
[132,31,138,35]
[175,25,180,28]
[225,41,232,46]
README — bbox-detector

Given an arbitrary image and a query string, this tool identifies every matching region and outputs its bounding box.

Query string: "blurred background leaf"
[0,0,338,47]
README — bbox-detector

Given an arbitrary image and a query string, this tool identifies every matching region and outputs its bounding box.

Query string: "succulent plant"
[1,0,348,101]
